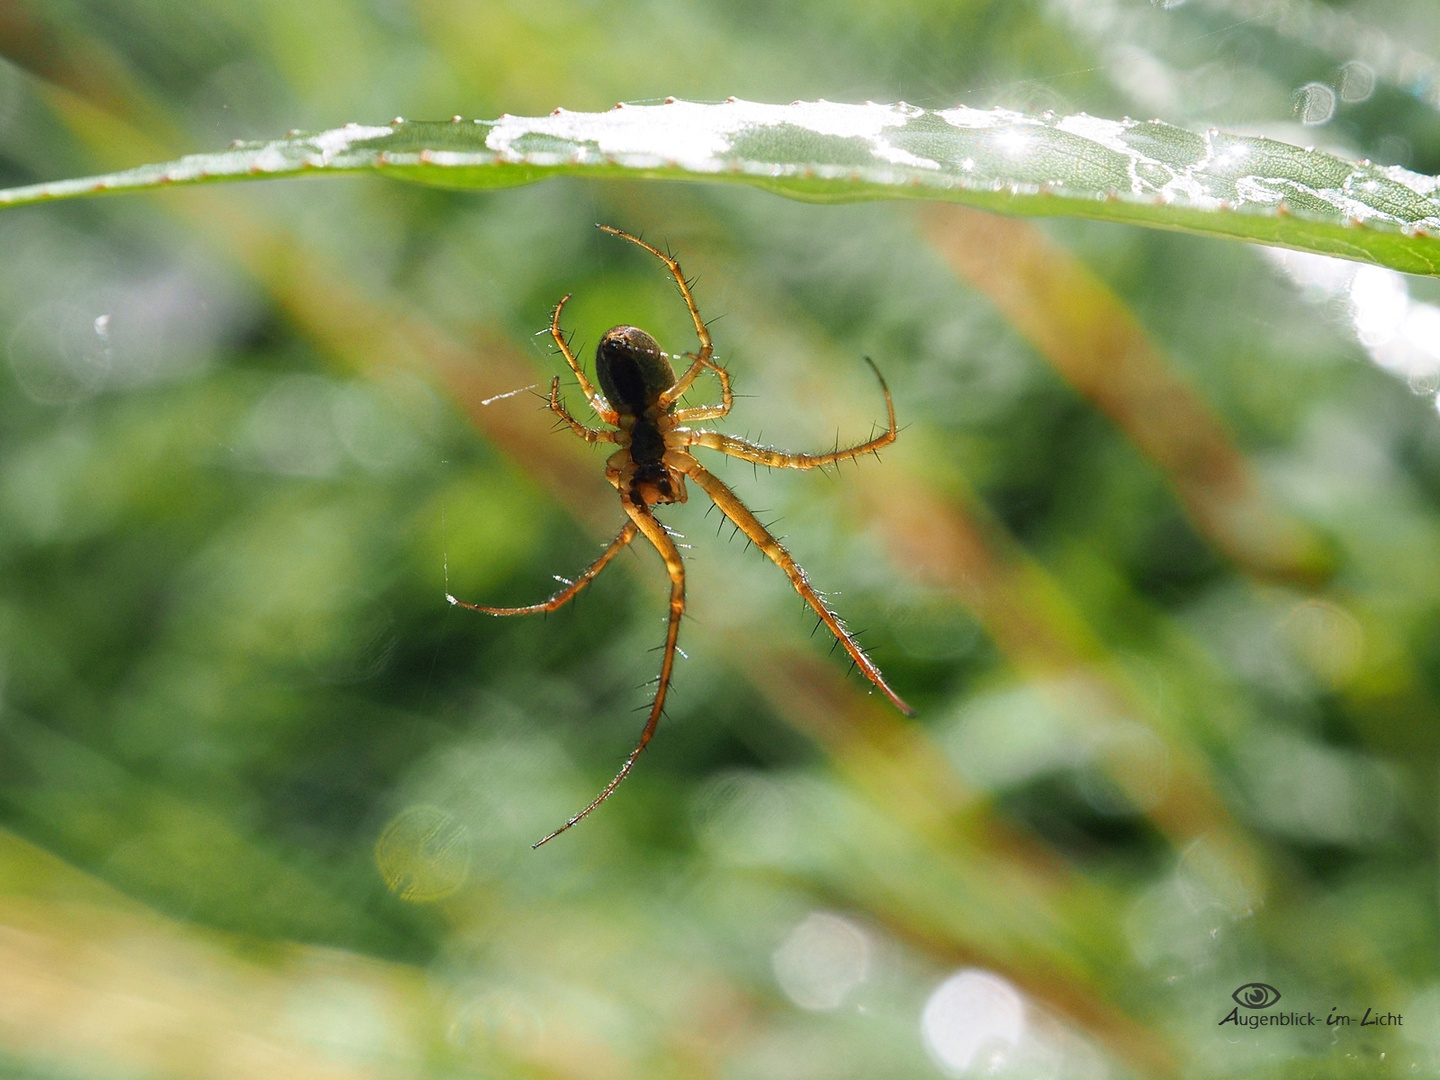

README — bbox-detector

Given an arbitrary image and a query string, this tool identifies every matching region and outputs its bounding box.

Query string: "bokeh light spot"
[921,969,1025,1077]
[772,911,871,1011]
[1339,61,1376,103]
[1280,599,1364,685]
[244,374,345,477]
[1349,266,1409,349]
[1294,82,1337,125]
[8,302,111,404]
[375,805,471,902]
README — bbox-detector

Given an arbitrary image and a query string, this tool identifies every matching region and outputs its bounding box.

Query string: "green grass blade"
[5,99,1440,274]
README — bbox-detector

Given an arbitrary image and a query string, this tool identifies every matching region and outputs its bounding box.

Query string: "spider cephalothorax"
[453,225,911,846]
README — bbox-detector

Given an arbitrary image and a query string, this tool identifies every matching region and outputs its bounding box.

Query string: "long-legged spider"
[452,225,912,846]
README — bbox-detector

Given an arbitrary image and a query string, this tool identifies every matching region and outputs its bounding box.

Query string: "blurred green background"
[2,0,1440,1077]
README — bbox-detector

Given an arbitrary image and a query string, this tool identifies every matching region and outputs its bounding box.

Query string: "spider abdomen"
[596,326,676,415]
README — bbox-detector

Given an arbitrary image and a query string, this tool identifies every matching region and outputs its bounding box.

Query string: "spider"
[452,225,912,846]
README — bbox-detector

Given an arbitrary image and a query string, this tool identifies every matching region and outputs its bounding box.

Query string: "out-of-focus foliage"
[0,2,1439,1078]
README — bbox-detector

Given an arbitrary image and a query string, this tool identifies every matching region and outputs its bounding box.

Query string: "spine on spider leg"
[683,454,914,716]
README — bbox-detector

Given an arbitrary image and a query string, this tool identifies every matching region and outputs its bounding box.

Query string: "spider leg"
[550,293,619,425]
[682,357,897,469]
[670,353,733,422]
[533,494,686,846]
[548,377,618,443]
[449,522,637,616]
[673,449,915,716]
[596,226,714,407]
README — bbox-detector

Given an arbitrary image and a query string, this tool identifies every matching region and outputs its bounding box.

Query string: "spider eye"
[1231,983,1281,1009]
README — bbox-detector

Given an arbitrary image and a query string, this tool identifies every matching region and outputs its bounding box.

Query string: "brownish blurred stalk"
[919,203,1330,585]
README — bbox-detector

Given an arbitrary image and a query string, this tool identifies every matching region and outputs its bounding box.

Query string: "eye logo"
[1232,983,1282,1009]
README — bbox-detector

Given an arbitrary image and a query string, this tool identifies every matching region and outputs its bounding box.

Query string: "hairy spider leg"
[547,376,618,444]
[682,357,897,468]
[449,522,637,616]
[669,353,733,423]
[596,226,714,408]
[549,293,618,425]
[673,448,915,717]
[533,494,686,847]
